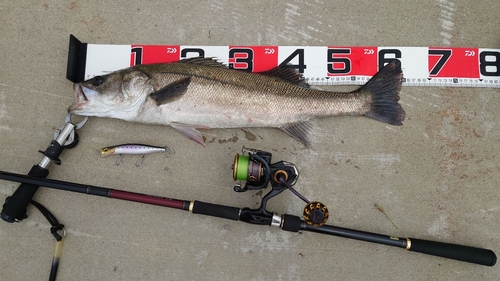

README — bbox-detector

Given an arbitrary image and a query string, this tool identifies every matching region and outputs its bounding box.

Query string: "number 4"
[279,49,307,73]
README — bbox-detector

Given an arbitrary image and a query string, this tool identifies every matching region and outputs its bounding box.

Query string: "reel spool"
[232,148,274,192]
[233,154,262,183]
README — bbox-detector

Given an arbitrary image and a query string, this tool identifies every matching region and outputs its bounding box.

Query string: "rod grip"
[408,237,496,266]
[281,214,302,232]
[191,200,240,221]
[1,165,49,223]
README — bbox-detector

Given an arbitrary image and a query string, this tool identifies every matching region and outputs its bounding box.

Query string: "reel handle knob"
[303,202,329,226]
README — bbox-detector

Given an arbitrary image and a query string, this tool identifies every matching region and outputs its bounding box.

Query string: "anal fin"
[280,121,316,147]
[170,122,209,146]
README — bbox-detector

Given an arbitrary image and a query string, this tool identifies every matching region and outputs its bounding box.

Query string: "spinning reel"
[232,147,329,226]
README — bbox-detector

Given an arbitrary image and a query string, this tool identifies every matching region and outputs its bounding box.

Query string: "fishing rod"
[0,147,496,266]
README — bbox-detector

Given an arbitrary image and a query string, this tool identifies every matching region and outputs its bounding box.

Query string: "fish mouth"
[68,84,88,112]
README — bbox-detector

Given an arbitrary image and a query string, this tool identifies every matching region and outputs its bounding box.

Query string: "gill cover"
[70,70,153,119]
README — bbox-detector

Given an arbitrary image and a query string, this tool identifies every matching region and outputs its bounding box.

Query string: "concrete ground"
[1,1,499,280]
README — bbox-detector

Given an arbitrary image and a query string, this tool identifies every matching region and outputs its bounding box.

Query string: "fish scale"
[137,63,369,124]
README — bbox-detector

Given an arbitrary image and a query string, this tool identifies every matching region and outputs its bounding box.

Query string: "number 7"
[429,49,452,76]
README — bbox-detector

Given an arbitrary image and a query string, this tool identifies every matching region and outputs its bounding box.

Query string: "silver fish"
[68,58,405,146]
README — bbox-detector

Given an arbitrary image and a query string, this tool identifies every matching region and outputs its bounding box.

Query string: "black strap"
[29,199,64,241]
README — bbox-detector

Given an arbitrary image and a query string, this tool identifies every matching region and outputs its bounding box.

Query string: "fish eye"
[93,76,104,86]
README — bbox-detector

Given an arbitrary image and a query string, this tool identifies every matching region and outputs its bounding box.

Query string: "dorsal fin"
[258,66,310,88]
[178,57,227,69]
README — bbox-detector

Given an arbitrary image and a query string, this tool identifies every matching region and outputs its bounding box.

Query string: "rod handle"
[408,237,496,266]
[1,165,49,223]
[191,200,240,221]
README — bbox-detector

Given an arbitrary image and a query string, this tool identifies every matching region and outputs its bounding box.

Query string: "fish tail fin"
[360,60,406,125]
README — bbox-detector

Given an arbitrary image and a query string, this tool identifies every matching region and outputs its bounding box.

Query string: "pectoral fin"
[170,122,208,146]
[280,121,316,147]
[150,77,191,106]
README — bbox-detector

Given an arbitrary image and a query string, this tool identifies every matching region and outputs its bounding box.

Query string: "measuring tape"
[67,35,500,88]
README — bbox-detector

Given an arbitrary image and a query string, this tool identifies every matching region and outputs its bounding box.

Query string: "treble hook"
[135,155,145,167]
[115,155,122,166]
[114,154,145,167]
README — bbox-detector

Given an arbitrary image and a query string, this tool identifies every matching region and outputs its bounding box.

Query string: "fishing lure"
[101,144,173,166]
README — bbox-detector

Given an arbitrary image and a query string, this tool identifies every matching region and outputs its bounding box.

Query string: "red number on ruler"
[229,46,278,72]
[130,47,143,66]
[327,47,377,76]
[428,47,479,78]
[228,48,253,72]
[130,45,180,66]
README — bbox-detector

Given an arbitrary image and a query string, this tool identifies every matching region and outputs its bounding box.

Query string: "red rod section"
[110,190,188,210]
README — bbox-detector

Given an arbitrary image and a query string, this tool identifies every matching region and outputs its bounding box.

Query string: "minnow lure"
[101,144,172,155]
[101,144,173,166]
